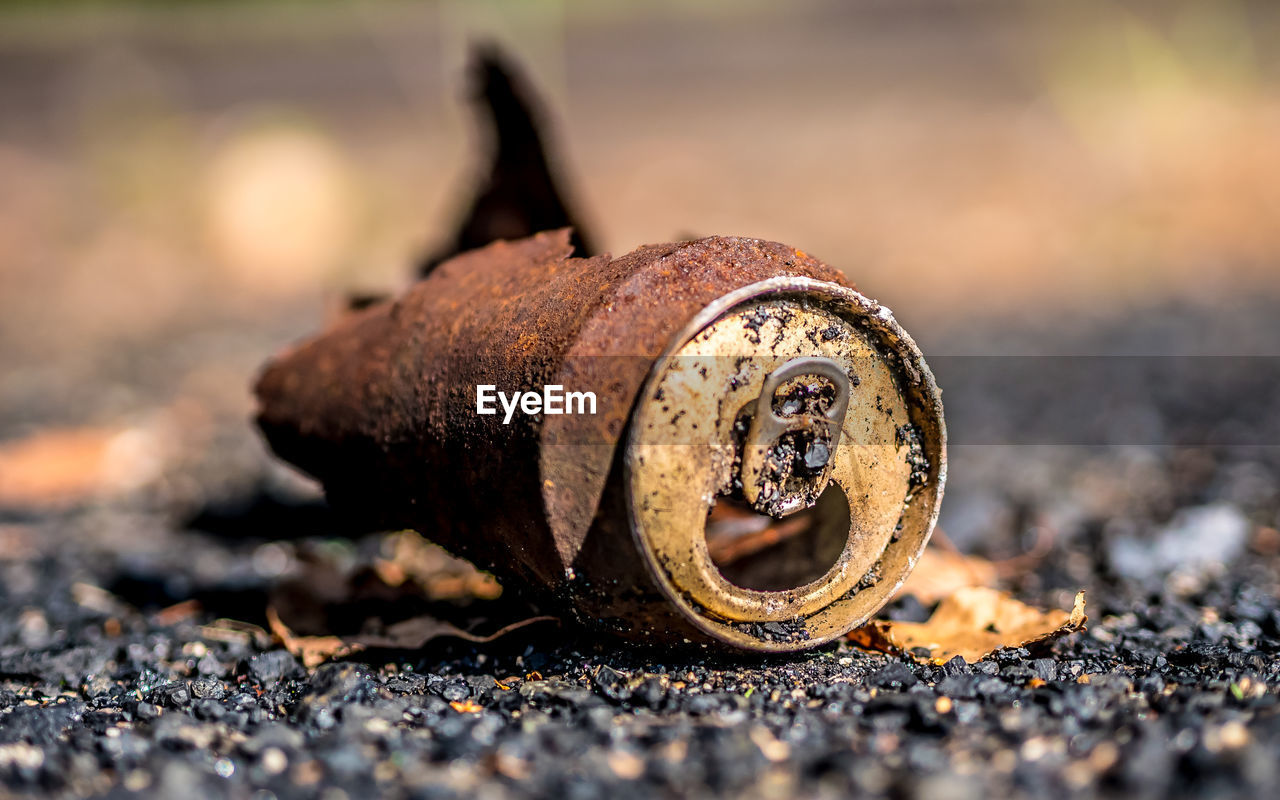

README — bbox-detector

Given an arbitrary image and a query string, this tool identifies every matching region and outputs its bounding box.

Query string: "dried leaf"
[266,607,363,668]
[152,599,203,626]
[851,588,1087,664]
[705,506,812,565]
[347,614,557,651]
[71,582,130,616]
[200,618,272,649]
[267,605,556,668]
[706,522,809,564]
[374,530,502,600]
[893,545,999,604]
[0,412,199,510]
[0,427,133,507]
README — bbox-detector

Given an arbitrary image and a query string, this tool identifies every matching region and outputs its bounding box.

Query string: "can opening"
[703,483,850,592]
[626,277,944,649]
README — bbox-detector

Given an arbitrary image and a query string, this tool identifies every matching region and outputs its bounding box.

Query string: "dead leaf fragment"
[0,427,131,507]
[373,530,502,600]
[200,618,272,649]
[266,607,364,669]
[153,599,202,626]
[267,605,557,669]
[347,614,558,651]
[71,582,130,616]
[0,418,184,509]
[705,502,814,565]
[850,588,1087,664]
[893,546,1000,604]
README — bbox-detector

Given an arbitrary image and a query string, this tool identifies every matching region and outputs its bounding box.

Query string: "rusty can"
[255,229,945,652]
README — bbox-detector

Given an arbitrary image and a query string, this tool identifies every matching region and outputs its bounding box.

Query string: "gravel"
[1,550,1278,800]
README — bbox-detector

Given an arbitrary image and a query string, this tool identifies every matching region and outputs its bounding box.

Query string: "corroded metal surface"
[255,230,945,651]
[625,279,944,649]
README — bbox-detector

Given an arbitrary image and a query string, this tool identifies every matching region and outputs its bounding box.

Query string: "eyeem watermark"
[476,385,597,425]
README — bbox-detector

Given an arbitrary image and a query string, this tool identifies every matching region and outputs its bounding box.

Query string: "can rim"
[624,276,948,652]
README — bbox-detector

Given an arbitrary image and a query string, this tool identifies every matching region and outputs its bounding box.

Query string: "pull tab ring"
[741,357,852,517]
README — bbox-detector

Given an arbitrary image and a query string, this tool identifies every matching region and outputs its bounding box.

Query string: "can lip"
[624,276,947,653]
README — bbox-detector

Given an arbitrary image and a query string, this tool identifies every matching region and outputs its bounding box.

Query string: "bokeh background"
[5,6,1280,797]
[2,0,1279,574]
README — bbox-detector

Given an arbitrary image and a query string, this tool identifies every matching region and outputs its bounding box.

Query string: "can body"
[256,230,945,651]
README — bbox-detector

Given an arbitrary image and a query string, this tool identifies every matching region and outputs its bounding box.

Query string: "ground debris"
[346,613,557,652]
[265,607,361,669]
[892,544,1000,604]
[851,587,1087,664]
[0,425,162,508]
[267,605,556,669]
[372,530,502,600]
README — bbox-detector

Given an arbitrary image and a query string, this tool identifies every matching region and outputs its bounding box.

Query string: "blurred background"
[2,0,1279,598]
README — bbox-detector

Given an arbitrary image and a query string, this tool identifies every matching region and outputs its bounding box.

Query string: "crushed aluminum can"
[255,229,945,652]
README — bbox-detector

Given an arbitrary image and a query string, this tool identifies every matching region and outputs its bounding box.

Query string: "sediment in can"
[255,229,945,651]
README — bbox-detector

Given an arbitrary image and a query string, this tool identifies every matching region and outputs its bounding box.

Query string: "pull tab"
[740,357,851,517]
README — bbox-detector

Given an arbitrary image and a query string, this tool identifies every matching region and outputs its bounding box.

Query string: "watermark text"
[476,385,597,424]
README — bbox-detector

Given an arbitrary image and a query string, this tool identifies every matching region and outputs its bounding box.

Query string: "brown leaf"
[266,607,364,669]
[0,427,131,507]
[71,582,130,616]
[374,530,502,600]
[850,588,1087,664]
[892,545,1000,604]
[705,507,813,565]
[200,618,272,649]
[347,614,557,651]
[152,599,203,626]
[0,412,201,510]
[267,605,556,668]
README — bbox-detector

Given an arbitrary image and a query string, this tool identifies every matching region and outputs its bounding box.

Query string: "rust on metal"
[255,229,945,651]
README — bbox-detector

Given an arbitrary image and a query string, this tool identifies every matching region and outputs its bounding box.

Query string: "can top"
[626,277,946,651]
